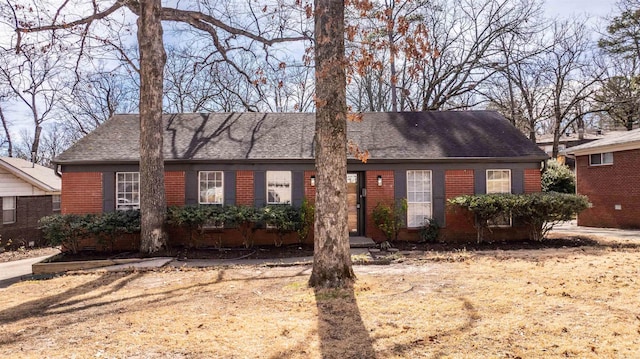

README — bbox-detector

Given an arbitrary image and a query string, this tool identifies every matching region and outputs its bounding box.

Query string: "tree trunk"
[309,0,355,288]
[137,0,168,253]
[0,107,13,157]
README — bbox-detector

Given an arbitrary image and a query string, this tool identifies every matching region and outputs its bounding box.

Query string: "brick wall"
[61,172,103,214]
[576,149,640,228]
[304,170,316,203]
[524,168,542,193]
[365,170,395,241]
[443,169,476,240]
[165,171,185,206]
[0,195,54,247]
[236,170,254,206]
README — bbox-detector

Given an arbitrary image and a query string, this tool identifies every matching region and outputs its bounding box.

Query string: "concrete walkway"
[550,220,640,243]
[0,251,60,288]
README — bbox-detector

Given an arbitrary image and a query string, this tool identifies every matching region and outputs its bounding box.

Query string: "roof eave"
[565,140,640,156]
[0,160,60,192]
[55,155,548,166]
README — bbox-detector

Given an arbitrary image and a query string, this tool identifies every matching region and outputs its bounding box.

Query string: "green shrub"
[448,192,590,242]
[296,199,314,243]
[512,192,590,241]
[372,199,407,242]
[39,214,95,254]
[90,210,140,251]
[224,205,261,248]
[542,159,576,193]
[262,205,302,247]
[419,218,440,243]
[167,205,225,247]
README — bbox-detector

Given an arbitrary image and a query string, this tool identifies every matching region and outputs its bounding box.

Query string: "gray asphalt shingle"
[55,111,548,163]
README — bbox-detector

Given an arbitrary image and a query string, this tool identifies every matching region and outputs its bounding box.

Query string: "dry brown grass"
[1,243,640,358]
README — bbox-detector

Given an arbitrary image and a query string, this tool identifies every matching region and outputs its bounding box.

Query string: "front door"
[347,172,364,236]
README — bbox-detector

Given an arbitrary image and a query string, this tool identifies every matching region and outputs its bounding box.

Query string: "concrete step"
[349,236,376,248]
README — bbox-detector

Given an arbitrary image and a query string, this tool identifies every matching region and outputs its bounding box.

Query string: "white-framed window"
[406,170,432,228]
[199,171,224,204]
[2,196,16,224]
[116,172,140,210]
[486,169,511,194]
[589,152,613,166]
[267,171,292,205]
[486,169,511,227]
[52,195,61,212]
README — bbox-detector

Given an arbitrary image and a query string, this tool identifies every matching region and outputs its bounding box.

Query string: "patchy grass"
[1,244,640,358]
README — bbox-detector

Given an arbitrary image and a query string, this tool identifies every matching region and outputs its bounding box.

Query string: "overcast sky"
[545,0,617,21]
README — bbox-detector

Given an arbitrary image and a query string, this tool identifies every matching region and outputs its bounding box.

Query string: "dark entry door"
[347,172,364,236]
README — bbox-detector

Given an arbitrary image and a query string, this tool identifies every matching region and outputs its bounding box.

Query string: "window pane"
[116,172,140,210]
[590,154,601,165]
[199,171,224,204]
[487,170,510,194]
[603,152,614,164]
[3,197,15,224]
[52,195,61,211]
[406,170,432,228]
[267,171,292,204]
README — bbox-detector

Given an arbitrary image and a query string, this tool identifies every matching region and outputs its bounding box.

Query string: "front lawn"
[1,242,639,358]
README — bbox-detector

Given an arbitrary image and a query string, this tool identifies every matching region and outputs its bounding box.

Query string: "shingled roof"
[55,111,548,164]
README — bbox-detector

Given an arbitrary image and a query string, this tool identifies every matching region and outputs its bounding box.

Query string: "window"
[52,195,61,212]
[267,171,291,205]
[116,172,140,210]
[589,152,613,166]
[406,170,432,228]
[486,169,511,227]
[3,196,15,224]
[199,171,224,204]
[486,169,511,194]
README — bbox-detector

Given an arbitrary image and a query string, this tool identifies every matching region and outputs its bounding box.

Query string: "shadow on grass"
[0,267,313,348]
[398,235,640,254]
[314,283,376,359]
[379,296,480,358]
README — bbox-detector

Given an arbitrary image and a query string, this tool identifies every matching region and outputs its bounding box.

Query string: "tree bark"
[0,107,13,157]
[309,0,355,288]
[137,0,168,253]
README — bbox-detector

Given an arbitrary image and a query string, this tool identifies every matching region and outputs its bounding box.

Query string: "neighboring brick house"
[565,129,640,229]
[0,157,61,247]
[54,111,548,249]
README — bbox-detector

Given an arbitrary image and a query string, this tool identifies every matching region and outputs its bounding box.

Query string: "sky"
[545,0,618,22]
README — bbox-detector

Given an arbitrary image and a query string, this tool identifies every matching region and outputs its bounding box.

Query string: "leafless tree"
[8,0,309,253]
[57,66,138,141]
[543,19,603,158]
[0,44,65,161]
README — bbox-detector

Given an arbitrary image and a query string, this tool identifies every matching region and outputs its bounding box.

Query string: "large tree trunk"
[137,0,168,253]
[309,0,355,288]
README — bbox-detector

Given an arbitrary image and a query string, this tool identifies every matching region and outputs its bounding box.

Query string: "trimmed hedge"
[448,192,590,242]
[41,204,314,251]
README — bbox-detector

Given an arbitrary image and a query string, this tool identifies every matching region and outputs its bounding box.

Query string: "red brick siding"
[365,170,395,241]
[236,171,254,206]
[443,169,476,240]
[524,168,542,193]
[61,172,103,214]
[165,171,185,206]
[576,149,640,228]
[304,170,316,203]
